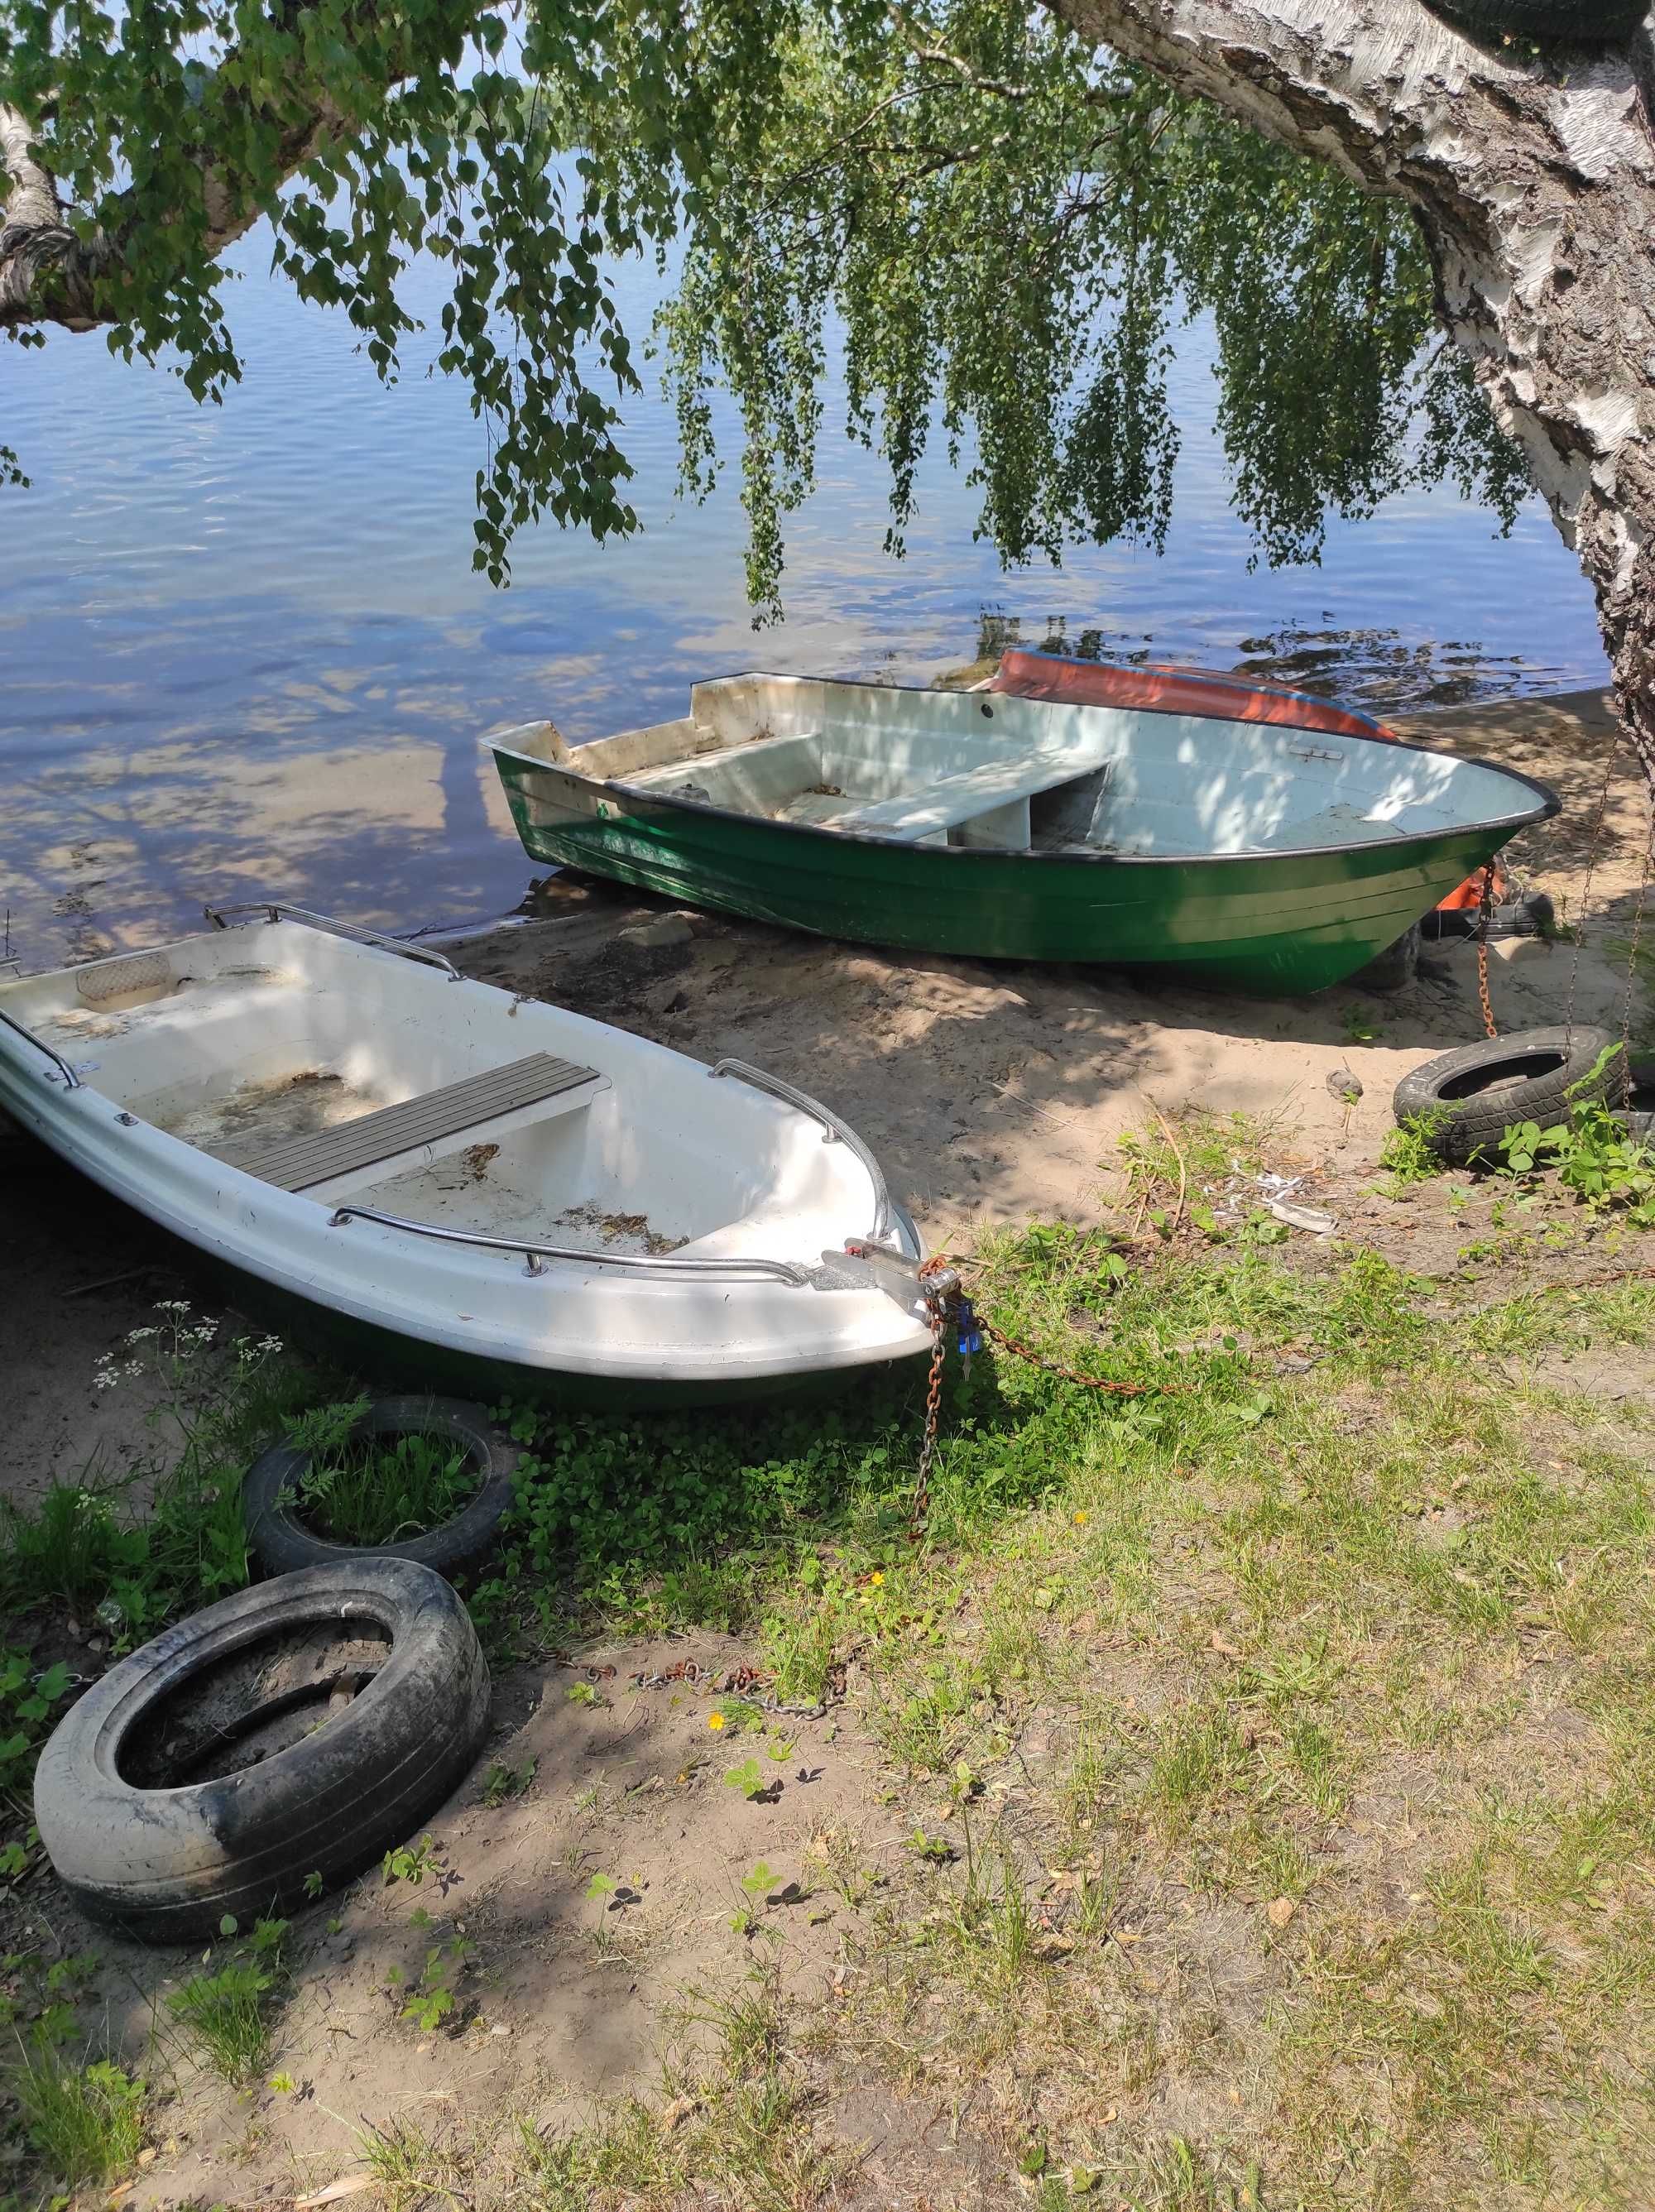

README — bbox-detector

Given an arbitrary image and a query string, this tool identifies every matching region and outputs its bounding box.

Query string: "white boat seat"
[832,746,1114,845]
[211,1052,606,1194]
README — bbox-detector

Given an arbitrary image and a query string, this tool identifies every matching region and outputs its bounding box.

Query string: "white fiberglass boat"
[0,905,931,1403]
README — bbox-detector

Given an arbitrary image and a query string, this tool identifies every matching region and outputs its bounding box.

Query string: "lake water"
[1,233,1610,968]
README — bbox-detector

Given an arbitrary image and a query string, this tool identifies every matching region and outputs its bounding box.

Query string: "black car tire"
[242,1398,516,1581]
[1355,924,1422,993]
[33,1559,490,1942]
[1393,1024,1625,1164]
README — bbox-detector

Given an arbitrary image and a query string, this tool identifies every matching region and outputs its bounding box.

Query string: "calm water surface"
[1,236,1610,967]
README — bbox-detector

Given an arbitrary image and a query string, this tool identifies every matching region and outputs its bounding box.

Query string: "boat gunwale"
[487,671,1561,867]
[0,922,934,1383]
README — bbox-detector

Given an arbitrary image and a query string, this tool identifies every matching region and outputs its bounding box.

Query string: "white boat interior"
[496,673,1539,856]
[0,919,885,1271]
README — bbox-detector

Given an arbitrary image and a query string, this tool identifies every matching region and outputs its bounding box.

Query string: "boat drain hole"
[119,1619,392,1789]
[1438,1050,1567,1101]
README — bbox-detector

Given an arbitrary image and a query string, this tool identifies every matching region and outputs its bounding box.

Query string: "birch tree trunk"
[1045,1,1655,770]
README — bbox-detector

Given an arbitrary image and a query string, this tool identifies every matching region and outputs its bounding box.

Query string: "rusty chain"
[908,1255,1187,1539]
[910,1283,950,1541]
[973,1313,1187,1401]
[1475,858,1499,1043]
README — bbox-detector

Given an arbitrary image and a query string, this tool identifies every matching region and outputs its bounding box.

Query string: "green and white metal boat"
[487,673,1558,995]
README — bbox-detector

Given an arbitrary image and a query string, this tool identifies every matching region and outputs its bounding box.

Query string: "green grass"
[0,1308,320,1643]
[294,1423,480,1545]
[166,1920,287,2087]
[6,2038,145,2190]
[17,1140,1655,2209]
[1376,1110,1447,1192]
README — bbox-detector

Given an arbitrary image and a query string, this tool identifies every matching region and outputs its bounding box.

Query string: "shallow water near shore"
[0,233,1610,969]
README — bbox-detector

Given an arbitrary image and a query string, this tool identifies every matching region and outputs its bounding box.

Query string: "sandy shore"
[453,685,1650,1242]
[4,682,1648,1496]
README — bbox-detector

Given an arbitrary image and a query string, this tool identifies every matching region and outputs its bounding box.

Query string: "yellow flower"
[708,1711,726,1730]
[869,1570,885,1586]
[1072,1511,1089,1526]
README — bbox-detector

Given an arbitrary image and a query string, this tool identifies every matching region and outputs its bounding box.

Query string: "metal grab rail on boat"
[0,1005,84,1090]
[325,1202,820,1285]
[202,901,463,981]
[709,1058,894,1246]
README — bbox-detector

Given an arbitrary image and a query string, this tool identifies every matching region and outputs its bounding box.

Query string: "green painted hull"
[493,753,1552,996]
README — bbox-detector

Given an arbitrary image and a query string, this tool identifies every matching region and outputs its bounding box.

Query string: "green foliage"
[288,1418,477,1547]
[400,1937,474,2032]
[1378,1113,1447,1192]
[166,1919,287,2086]
[5,2039,144,2190]
[382,1835,442,1887]
[482,1757,538,1807]
[4,1,1529,612]
[0,1311,310,1652]
[497,1390,918,1631]
[724,1759,768,1802]
[0,1654,70,1816]
[1500,1095,1655,1221]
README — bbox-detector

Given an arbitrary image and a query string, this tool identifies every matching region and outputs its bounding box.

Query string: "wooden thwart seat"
[213,1052,604,1194]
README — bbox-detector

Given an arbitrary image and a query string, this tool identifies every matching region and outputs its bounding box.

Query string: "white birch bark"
[1045,1,1655,764]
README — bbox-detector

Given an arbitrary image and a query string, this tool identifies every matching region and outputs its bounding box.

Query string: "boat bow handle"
[0,1005,84,1090]
[709,1058,894,1245]
[202,900,462,981]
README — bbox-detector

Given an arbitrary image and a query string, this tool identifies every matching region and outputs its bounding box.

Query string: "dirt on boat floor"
[6,683,1655,2209]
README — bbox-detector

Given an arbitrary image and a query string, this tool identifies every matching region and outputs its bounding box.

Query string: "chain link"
[1475,858,1499,1043]
[974,1313,1187,1399]
[910,1293,948,1540]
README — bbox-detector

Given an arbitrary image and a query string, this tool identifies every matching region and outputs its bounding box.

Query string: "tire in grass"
[1392,1024,1626,1166]
[242,1396,516,1581]
[34,1557,490,1942]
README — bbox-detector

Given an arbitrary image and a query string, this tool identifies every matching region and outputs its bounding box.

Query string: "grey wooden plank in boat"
[213,1052,599,1192]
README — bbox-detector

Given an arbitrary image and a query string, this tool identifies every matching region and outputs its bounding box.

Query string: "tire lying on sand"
[1393,1024,1627,1166]
[34,1558,490,1942]
[242,1397,516,1581]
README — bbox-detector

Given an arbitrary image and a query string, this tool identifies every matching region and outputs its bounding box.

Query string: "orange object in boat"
[988,648,1504,915]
